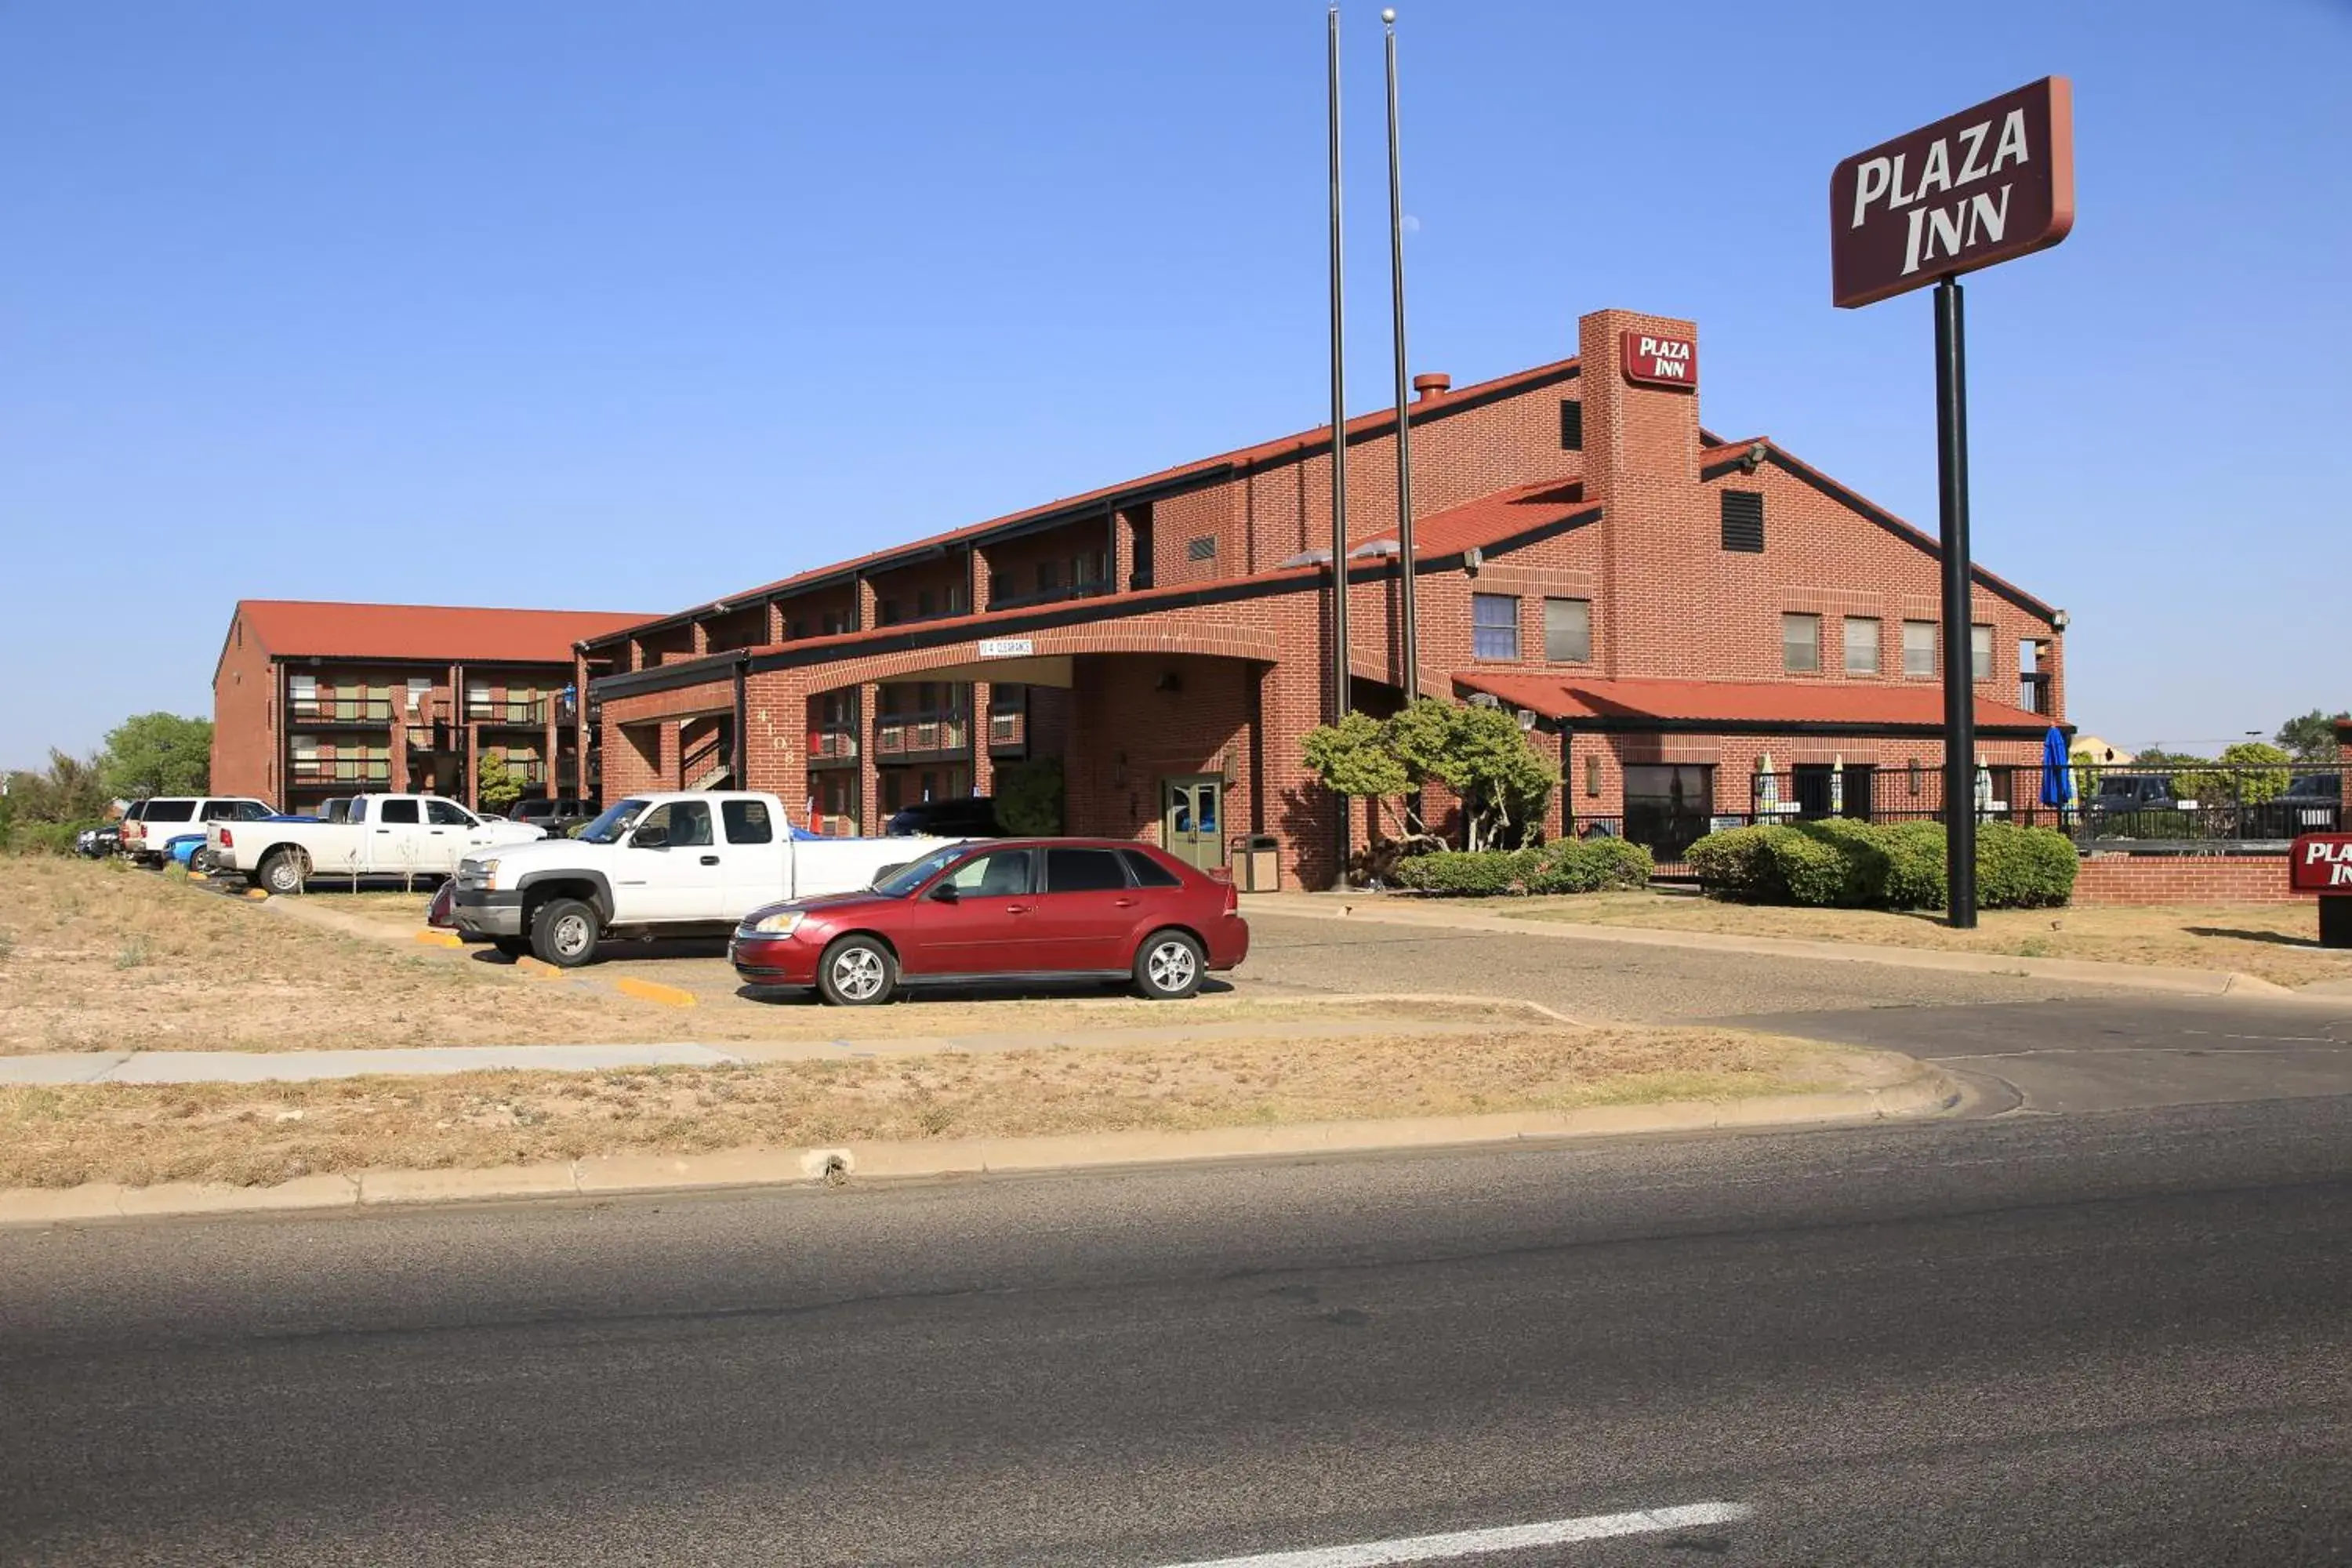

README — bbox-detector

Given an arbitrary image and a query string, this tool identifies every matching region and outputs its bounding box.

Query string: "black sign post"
[1832,76,2074,928]
[1933,277,1976,925]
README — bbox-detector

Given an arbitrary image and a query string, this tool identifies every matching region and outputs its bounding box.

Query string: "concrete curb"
[1246,893,2313,1000]
[0,1060,1959,1227]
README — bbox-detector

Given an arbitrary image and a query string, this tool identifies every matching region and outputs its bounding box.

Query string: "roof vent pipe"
[1411,372,1450,401]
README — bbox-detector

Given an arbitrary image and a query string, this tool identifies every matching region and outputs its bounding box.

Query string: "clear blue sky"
[4,1,2347,771]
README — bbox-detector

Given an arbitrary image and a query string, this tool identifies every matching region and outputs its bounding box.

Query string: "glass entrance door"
[1160,776,1225,872]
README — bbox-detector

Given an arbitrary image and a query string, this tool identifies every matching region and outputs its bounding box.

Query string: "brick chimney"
[1578,307,1702,677]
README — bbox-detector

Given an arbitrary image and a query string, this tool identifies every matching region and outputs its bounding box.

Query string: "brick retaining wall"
[2073,855,2301,906]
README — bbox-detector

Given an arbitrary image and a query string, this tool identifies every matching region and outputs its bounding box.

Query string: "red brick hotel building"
[575,307,2067,889]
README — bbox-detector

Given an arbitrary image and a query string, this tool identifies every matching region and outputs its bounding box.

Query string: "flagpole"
[1327,4,1352,879]
[1382,7,1417,701]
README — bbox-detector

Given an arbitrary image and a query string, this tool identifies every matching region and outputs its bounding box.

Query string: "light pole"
[1382,8,1417,702]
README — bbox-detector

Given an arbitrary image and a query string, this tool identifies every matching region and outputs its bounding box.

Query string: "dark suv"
[508,797,601,837]
[884,797,1004,838]
[2245,773,2343,840]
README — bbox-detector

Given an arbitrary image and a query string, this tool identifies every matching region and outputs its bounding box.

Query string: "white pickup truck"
[210,793,546,894]
[447,790,964,967]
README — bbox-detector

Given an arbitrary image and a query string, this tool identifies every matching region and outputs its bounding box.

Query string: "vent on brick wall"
[1559,399,1583,452]
[1185,536,1218,563]
[1720,490,1764,554]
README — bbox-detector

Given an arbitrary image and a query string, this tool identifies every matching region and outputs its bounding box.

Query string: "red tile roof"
[234,601,658,665]
[1357,477,1588,557]
[610,356,1585,641]
[1454,671,2056,731]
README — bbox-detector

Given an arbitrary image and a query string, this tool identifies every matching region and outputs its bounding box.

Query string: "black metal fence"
[1566,764,2343,880]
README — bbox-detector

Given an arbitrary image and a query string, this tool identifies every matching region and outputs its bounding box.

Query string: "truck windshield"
[872,844,971,899]
[579,799,650,844]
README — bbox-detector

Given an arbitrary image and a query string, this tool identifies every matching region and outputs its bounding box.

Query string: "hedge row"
[1392,836,1654,897]
[1686,818,2076,909]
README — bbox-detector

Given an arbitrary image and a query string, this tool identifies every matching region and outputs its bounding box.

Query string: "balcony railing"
[466,698,551,726]
[289,758,392,784]
[985,579,1111,613]
[808,726,859,764]
[873,711,970,759]
[290,698,394,724]
[2018,674,2053,716]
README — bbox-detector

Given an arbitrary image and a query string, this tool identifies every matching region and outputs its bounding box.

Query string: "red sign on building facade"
[1620,332,1697,389]
[1831,76,2075,309]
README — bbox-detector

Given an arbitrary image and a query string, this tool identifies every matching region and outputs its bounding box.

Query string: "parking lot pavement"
[1235,912,2127,1024]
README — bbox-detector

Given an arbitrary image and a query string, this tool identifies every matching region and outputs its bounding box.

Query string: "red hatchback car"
[728,838,1250,1005]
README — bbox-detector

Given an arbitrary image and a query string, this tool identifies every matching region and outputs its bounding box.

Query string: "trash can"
[1236,833,1281,893]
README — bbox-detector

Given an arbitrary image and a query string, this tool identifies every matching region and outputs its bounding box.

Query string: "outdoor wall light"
[1584,754,1602,798]
[1515,708,1537,732]
[1462,546,1484,575]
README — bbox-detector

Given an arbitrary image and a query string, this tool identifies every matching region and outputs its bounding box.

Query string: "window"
[1045,846,1129,893]
[878,598,902,626]
[1559,399,1584,451]
[426,799,476,827]
[406,677,430,714]
[821,610,851,636]
[944,848,1033,898]
[1971,624,1994,681]
[723,798,774,844]
[1782,613,1821,673]
[1721,490,1765,553]
[1119,848,1184,888]
[1622,764,1715,862]
[638,800,712,847]
[1472,593,1521,660]
[289,673,318,713]
[1844,617,1881,675]
[916,588,935,619]
[1544,597,1592,662]
[141,799,194,822]
[376,799,419,825]
[1903,620,1937,677]
[1036,560,1062,593]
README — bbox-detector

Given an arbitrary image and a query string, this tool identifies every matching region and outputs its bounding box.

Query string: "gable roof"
[1351,477,1590,561]
[595,355,1586,647]
[232,601,657,666]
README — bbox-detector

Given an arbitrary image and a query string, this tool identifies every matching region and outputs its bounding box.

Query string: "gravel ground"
[1235,912,2132,1022]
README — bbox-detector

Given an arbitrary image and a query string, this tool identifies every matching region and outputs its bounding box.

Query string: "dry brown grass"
[0,1025,1849,1189]
[0,860,1534,1055]
[1491,891,2352,989]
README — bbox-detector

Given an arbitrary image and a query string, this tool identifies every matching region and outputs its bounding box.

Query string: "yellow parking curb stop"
[414,930,463,949]
[614,977,697,1008]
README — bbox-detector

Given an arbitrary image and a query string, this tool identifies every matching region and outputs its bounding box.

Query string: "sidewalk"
[1243,891,2307,1000]
[0,1016,1523,1087]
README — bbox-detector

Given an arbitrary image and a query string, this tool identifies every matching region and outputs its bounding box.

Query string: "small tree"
[2176,741,2292,808]
[1433,703,1555,851]
[1301,712,1414,838]
[475,750,524,812]
[99,713,213,800]
[1300,699,1555,854]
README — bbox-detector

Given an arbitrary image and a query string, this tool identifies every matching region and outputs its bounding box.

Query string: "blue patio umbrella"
[2039,725,2074,809]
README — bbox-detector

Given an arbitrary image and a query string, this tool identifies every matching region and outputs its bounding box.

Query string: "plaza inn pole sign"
[1831,76,2074,931]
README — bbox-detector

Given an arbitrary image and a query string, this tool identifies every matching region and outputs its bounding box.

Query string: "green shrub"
[1393,848,1538,896]
[1686,825,1780,901]
[1975,819,2077,907]
[1526,836,1654,894]
[1687,818,2075,910]
[5,820,87,857]
[994,758,1065,836]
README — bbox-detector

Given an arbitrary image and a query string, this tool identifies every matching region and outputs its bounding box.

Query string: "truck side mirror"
[633,825,670,850]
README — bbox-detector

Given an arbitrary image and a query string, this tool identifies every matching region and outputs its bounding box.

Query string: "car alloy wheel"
[1136,931,1204,1000]
[829,946,887,1003]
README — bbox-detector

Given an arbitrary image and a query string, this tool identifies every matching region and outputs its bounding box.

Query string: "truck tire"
[258,849,310,896]
[531,897,601,968]
[1132,929,1205,1000]
[817,935,898,1006]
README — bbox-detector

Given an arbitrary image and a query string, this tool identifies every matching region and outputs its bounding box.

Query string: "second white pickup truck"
[447,790,967,966]
[210,793,546,894]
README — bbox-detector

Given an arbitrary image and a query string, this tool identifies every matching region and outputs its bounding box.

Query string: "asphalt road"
[5,1095,2350,1566]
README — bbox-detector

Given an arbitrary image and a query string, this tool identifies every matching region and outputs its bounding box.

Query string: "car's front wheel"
[530,897,601,968]
[818,936,898,1006]
[1133,929,1205,1000]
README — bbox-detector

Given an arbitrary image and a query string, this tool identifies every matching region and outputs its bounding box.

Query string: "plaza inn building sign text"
[1831,77,2075,309]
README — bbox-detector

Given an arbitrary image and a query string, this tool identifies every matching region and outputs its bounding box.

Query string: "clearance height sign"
[1831,77,2074,309]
